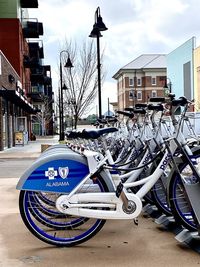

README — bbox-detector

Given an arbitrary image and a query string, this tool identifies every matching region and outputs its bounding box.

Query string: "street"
[0,159,34,179]
[0,137,200,267]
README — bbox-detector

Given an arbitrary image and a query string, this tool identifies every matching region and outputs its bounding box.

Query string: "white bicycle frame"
[55,133,185,221]
[56,104,200,221]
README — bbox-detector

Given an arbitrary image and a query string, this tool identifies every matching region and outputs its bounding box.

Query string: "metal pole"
[134,70,136,107]
[60,57,64,141]
[96,33,102,119]
[58,87,61,138]
[169,81,172,93]
[108,97,110,115]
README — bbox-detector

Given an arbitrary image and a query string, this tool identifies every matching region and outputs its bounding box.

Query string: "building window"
[129,78,133,86]
[137,78,141,86]
[152,77,156,85]
[137,91,142,100]
[151,90,157,98]
[160,76,166,82]
[129,90,134,99]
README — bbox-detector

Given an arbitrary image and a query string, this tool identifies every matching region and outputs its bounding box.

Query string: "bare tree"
[32,94,53,135]
[61,40,104,129]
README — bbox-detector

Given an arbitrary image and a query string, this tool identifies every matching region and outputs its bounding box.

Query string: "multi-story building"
[0,50,36,149]
[194,44,200,110]
[167,37,195,101]
[113,54,167,111]
[0,0,54,150]
[166,36,200,111]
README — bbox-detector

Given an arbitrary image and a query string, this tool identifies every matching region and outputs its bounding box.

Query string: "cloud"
[29,0,200,114]
[102,81,117,113]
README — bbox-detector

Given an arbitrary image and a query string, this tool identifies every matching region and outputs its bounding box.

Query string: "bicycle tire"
[151,169,172,216]
[168,150,200,231]
[19,175,109,247]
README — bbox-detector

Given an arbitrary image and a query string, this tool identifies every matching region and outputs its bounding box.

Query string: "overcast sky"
[29,0,200,114]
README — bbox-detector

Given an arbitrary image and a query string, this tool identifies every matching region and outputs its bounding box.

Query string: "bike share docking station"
[143,203,200,253]
[16,132,200,249]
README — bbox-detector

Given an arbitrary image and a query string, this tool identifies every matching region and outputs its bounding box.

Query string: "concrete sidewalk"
[0,125,95,159]
[0,135,59,159]
[0,133,200,266]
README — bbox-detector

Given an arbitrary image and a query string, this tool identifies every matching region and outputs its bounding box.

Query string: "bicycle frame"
[17,97,200,222]
[55,114,200,221]
[54,138,172,219]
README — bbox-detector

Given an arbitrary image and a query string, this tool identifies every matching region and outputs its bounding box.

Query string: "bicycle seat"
[124,107,147,114]
[124,107,134,112]
[149,97,166,103]
[132,108,146,114]
[97,117,118,124]
[81,127,118,139]
[66,130,82,139]
[135,103,148,108]
[116,110,134,118]
[148,104,164,111]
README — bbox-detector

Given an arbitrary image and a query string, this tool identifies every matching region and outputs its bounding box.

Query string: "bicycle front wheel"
[151,169,172,216]
[168,153,200,231]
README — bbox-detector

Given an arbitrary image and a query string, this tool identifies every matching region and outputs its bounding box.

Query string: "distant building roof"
[113,54,166,79]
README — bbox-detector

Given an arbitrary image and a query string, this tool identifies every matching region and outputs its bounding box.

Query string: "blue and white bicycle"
[17,96,200,246]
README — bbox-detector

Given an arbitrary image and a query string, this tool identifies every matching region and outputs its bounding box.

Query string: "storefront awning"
[0,89,37,114]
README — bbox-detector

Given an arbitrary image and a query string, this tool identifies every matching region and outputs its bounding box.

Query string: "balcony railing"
[20,0,38,8]
[30,66,52,85]
[27,85,45,102]
[28,41,44,59]
[22,19,43,38]
[23,41,44,68]
[23,55,41,68]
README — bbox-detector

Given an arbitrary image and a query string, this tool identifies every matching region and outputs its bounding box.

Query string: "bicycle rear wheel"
[19,175,109,247]
[26,191,88,229]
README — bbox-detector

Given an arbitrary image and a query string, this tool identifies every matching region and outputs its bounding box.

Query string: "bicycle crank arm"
[56,193,142,220]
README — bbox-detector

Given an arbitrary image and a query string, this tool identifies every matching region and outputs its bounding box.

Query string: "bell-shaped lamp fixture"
[96,15,108,31]
[62,83,68,90]
[64,57,73,68]
[89,25,103,38]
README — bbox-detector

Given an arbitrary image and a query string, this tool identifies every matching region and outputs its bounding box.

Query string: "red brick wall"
[118,73,166,109]
[0,19,21,75]
[0,18,31,94]
[124,77,129,88]
[0,52,20,89]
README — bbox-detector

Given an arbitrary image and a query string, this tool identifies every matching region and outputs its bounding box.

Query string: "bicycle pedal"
[133,218,139,226]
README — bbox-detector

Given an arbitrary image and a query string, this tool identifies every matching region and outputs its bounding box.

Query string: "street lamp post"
[89,7,108,119]
[163,77,172,97]
[59,50,73,141]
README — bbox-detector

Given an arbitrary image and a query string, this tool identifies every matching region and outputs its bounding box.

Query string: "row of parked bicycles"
[16,93,200,247]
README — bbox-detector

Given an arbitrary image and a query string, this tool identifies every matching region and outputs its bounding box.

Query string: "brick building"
[0,0,54,150]
[0,50,36,149]
[112,54,167,111]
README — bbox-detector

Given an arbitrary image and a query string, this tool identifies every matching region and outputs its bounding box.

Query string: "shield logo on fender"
[58,167,69,179]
